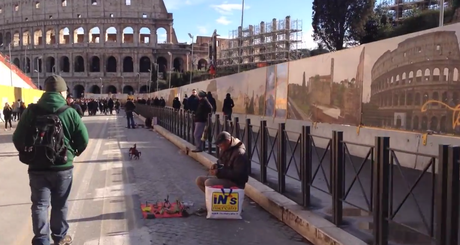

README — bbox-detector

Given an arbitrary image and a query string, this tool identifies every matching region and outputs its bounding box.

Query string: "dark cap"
[214,131,232,145]
[66,93,74,99]
[44,75,67,92]
[198,90,207,98]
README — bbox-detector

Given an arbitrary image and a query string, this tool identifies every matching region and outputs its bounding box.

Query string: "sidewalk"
[119,115,310,245]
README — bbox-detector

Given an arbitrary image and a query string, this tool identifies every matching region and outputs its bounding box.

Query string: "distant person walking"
[3,102,13,130]
[222,93,234,121]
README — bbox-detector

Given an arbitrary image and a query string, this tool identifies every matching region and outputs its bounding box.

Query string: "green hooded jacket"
[12,92,89,171]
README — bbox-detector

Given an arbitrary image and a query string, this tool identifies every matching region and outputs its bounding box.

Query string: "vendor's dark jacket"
[216,137,249,188]
[194,98,212,123]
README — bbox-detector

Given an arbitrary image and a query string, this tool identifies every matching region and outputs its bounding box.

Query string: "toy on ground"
[129,144,141,160]
[141,195,189,219]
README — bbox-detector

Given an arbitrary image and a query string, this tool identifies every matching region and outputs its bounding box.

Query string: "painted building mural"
[144,23,460,135]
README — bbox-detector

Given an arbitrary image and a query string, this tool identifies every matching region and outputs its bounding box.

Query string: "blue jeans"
[126,111,135,128]
[29,169,73,245]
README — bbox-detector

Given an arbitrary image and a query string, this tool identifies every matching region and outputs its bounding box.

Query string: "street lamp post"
[439,0,445,27]
[167,52,172,88]
[52,65,56,75]
[137,73,141,94]
[238,0,245,73]
[99,78,103,95]
[188,33,194,84]
[155,63,159,92]
[34,70,40,89]
[121,76,124,94]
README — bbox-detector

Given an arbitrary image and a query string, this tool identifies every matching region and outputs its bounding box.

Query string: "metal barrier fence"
[135,104,460,245]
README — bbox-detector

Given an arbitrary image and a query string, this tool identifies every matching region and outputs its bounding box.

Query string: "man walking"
[192,90,212,152]
[13,75,89,245]
[125,98,136,129]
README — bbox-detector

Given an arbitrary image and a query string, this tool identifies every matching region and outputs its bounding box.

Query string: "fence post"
[260,120,268,183]
[233,117,240,138]
[277,123,286,193]
[207,114,213,154]
[224,119,230,132]
[179,110,183,138]
[245,118,252,176]
[215,114,221,157]
[300,125,312,208]
[332,131,344,225]
[436,145,449,245]
[191,113,195,145]
[446,146,460,244]
[373,136,389,245]
[186,111,191,142]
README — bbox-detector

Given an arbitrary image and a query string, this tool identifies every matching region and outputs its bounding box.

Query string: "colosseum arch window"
[424,69,430,81]
[74,56,84,72]
[139,27,151,44]
[395,75,399,85]
[89,27,100,43]
[406,92,413,105]
[443,68,449,82]
[62,0,67,7]
[414,93,421,106]
[139,56,151,72]
[393,94,398,106]
[430,116,439,131]
[89,85,100,94]
[408,71,413,84]
[123,85,134,94]
[13,31,20,47]
[173,57,184,72]
[416,69,422,82]
[441,92,448,108]
[123,56,134,72]
[90,56,100,72]
[432,92,439,107]
[198,59,208,70]
[106,85,117,94]
[91,0,97,5]
[126,0,131,5]
[46,29,56,45]
[24,57,31,73]
[13,58,20,68]
[454,92,459,105]
[122,27,133,43]
[45,57,56,73]
[4,32,11,45]
[399,94,405,106]
[33,30,42,45]
[74,27,84,43]
[413,116,419,130]
[14,5,19,11]
[440,116,447,132]
[0,33,3,45]
[157,28,167,44]
[59,27,70,44]
[34,57,42,72]
[422,92,429,105]
[106,56,117,72]
[106,27,117,42]
[59,56,70,72]
[22,31,31,46]
[421,116,428,130]
[73,85,84,98]
[433,68,440,81]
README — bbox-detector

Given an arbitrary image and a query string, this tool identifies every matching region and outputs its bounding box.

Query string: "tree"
[312,0,374,50]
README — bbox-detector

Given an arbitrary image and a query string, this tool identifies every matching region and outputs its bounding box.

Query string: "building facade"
[0,0,197,97]
[370,31,460,133]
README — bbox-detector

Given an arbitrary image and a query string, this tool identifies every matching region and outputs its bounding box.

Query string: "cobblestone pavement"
[120,115,312,245]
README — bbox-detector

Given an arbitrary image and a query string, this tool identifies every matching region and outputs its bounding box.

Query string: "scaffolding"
[379,0,452,20]
[217,16,303,68]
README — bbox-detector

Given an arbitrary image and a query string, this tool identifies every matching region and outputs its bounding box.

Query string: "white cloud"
[210,2,249,15]
[197,26,208,35]
[216,16,231,25]
[165,0,210,10]
[300,28,318,49]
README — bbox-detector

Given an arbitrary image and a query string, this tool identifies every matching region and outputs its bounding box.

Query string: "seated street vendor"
[195,131,249,215]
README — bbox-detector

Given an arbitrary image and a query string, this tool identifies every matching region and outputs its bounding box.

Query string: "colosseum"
[369,31,460,133]
[0,0,209,97]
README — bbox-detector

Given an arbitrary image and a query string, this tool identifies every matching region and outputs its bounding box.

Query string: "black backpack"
[19,105,70,168]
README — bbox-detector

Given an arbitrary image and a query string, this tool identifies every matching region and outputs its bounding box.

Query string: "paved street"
[0,112,310,245]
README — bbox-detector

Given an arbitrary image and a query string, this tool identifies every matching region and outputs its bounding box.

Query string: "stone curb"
[136,114,366,245]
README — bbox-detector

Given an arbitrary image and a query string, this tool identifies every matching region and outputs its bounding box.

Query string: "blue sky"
[161,0,317,49]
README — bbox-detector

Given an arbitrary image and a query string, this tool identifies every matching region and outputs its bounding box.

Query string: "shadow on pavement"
[67,212,126,223]
[0,152,18,158]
